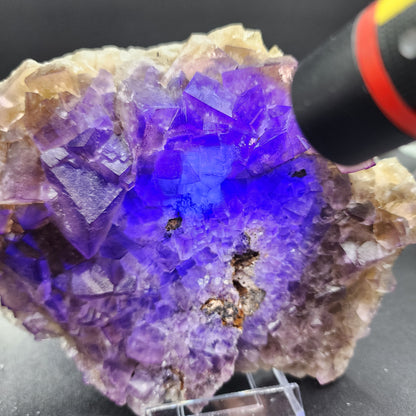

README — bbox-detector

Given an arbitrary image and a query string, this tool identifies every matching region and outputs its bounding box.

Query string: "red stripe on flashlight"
[355,2,416,138]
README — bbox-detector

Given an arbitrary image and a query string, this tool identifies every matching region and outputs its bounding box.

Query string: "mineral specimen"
[0,25,415,415]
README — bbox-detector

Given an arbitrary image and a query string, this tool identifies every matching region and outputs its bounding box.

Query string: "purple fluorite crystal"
[0,25,415,415]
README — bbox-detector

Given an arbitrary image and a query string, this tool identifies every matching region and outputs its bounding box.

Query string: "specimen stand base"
[145,368,305,416]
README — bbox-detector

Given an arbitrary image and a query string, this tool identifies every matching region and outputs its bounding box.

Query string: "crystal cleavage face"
[0,25,415,415]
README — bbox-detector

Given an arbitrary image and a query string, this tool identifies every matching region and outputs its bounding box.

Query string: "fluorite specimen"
[1,25,416,414]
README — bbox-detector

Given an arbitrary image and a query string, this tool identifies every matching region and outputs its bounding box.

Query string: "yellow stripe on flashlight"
[375,0,416,25]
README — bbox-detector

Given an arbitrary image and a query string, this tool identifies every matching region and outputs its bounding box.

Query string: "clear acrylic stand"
[145,368,305,416]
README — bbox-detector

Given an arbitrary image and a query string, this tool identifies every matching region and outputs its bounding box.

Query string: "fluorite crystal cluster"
[1,25,416,415]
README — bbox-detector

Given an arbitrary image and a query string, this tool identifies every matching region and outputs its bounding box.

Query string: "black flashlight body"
[292,0,416,165]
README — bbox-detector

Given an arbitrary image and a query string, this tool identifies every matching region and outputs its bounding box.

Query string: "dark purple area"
[0,61,327,411]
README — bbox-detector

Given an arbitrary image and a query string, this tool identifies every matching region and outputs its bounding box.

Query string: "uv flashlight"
[292,0,416,165]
